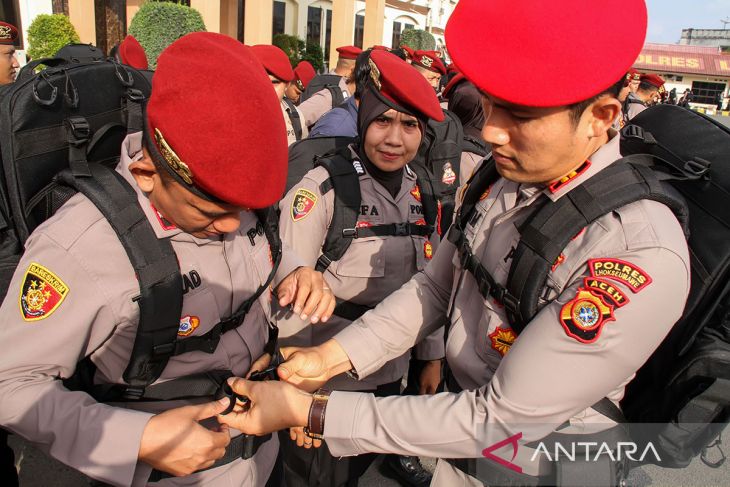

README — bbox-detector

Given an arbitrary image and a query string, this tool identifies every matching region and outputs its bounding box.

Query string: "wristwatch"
[304,388,331,440]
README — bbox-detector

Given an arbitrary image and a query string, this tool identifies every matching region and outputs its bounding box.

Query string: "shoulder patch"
[583,277,630,308]
[588,258,652,293]
[560,288,615,344]
[178,315,200,337]
[489,327,516,356]
[291,188,318,222]
[19,263,69,322]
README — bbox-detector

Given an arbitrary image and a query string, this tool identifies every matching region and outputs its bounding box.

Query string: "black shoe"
[382,454,433,487]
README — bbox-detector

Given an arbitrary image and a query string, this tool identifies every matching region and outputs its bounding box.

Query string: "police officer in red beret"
[0,21,20,85]
[286,60,316,104]
[215,0,691,485]
[411,50,447,92]
[0,32,335,486]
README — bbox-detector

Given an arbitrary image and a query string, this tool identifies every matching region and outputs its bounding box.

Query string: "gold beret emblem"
[420,56,434,68]
[368,58,382,90]
[0,25,12,41]
[154,128,193,185]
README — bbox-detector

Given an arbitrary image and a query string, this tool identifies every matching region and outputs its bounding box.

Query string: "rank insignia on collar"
[489,327,516,356]
[178,315,200,337]
[548,160,591,194]
[19,263,69,322]
[588,258,652,293]
[480,185,492,201]
[424,241,433,260]
[560,288,615,344]
[411,185,422,202]
[291,188,318,222]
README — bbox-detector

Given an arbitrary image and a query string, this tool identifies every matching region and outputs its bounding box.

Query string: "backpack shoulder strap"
[283,98,303,141]
[462,135,489,157]
[505,158,688,333]
[56,164,183,390]
[327,85,344,108]
[315,154,362,272]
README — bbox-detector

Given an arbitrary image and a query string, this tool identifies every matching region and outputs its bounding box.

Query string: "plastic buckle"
[685,157,711,177]
[621,124,645,141]
[500,291,520,315]
[393,222,410,236]
[67,117,90,142]
[342,228,358,238]
[151,342,175,356]
[127,88,145,103]
[122,386,145,400]
[217,380,250,416]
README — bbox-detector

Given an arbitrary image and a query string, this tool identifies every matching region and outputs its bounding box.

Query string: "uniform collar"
[543,129,621,203]
[349,146,417,201]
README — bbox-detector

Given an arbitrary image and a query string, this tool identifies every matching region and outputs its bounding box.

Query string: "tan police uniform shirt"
[0,133,305,487]
[281,99,309,146]
[320,132,690,483]
[459,151,485,186]
[298,73,350,128]
[277,149,444,391]
[626,92,647,120]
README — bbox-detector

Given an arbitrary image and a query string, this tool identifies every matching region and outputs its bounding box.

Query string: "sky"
[646,0,730,43]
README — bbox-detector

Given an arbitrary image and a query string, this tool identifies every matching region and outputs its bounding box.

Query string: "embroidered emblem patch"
[442,162,456,185]
[583,277,630,308]
[489,327,516,356]
[551,253,566,272]
[356,220,372,228]
[588,259,652,293]
[480,185,492,201]
[19,263,69,322]
[560,289,615,343]
[414,218,427,226]
[548,161,591,193]
[291,188,318,222]
[424,241,433,260]
[177,315,200,337]
[410,185,422,202]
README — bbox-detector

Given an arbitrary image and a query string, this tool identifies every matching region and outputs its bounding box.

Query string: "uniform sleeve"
[324,245,689,464]
[412,325,445,361]
[0,234,153,486]
[333,236,457,379]
[298,89,334,127]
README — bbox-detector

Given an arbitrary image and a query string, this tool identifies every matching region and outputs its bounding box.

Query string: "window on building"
[354,14,365,49]
[307,6,322,46]
[1,0,22,48]
[392,21,402,48]
[325,9,332,62]
[52,0,69,16]
[691,81,726,105]
[273,1,286,36]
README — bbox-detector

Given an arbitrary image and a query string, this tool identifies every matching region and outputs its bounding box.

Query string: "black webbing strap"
[327,85,344,107]
[333,299,373,321]
[315,155,362,272]
[506,159,687,333]
[342,222,432,239]
[66,116,92,177]
[283,97,303,141]
[56,165,183,389]
[86,370,233,403]
[408,163,440,236]
[148,433,272,482]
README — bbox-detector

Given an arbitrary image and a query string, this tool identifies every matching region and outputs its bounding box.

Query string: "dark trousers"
[277,380,402,487]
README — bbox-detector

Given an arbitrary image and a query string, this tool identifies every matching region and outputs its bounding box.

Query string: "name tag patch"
[588,258,652,293]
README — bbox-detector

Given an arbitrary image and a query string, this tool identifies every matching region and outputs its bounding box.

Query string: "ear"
[586,96,621,139]
[129,147,159,193]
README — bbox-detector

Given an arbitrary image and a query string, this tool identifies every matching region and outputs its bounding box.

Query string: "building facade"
[5,0,458,70]
[680,28,730,49]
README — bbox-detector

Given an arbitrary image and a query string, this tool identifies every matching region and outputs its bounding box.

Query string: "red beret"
[446,0,647,107]
[146,33,287,209]
[368,50,444,122]
[118,35,148,70]
[336,46,362,60]
[251,44,294,82]
[293,60,316,90]
[412,50,446,75]
[640,73,665,89]
[443,72,467,99]
[401,45,415,60]
[372,45,390,52]
[446,63,459,75]
[0,22,18,46]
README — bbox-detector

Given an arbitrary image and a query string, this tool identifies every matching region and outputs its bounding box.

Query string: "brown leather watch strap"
[304,388,331,440]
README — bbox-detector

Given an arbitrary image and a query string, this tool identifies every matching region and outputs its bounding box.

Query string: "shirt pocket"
[474,298,507,368]
[177,288,222,339]
[333,237,386,278]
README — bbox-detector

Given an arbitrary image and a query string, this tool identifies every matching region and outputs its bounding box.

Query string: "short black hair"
[638,81,658,93]
[567,77,625,125]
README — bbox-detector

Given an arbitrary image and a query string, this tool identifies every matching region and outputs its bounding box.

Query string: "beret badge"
[295,79,304,91]
[0,25,12,41]
[154,128,194,185]
[420,56,434,68]
[368,58,382,90]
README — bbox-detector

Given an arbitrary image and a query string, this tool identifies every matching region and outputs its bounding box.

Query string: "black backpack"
[412,109,464,236]
[285,135,356,194]
[54,43,106,64]
[300,73,345,108]
[449,104,730,470]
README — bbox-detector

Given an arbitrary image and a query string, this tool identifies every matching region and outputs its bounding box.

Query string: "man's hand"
[418,359,443,395]
[246,353,272,379]
[138,401,231,477]
[278,340,354,392]
[216,378,312,436]
[290,426,322,449]
[276,267,336,324]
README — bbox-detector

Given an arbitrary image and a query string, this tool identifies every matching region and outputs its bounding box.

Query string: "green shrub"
[128,0,206,69]
[27,14,80,61]
[273,33,305,67]
[301,41,324,73]
[400,29,436,51]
